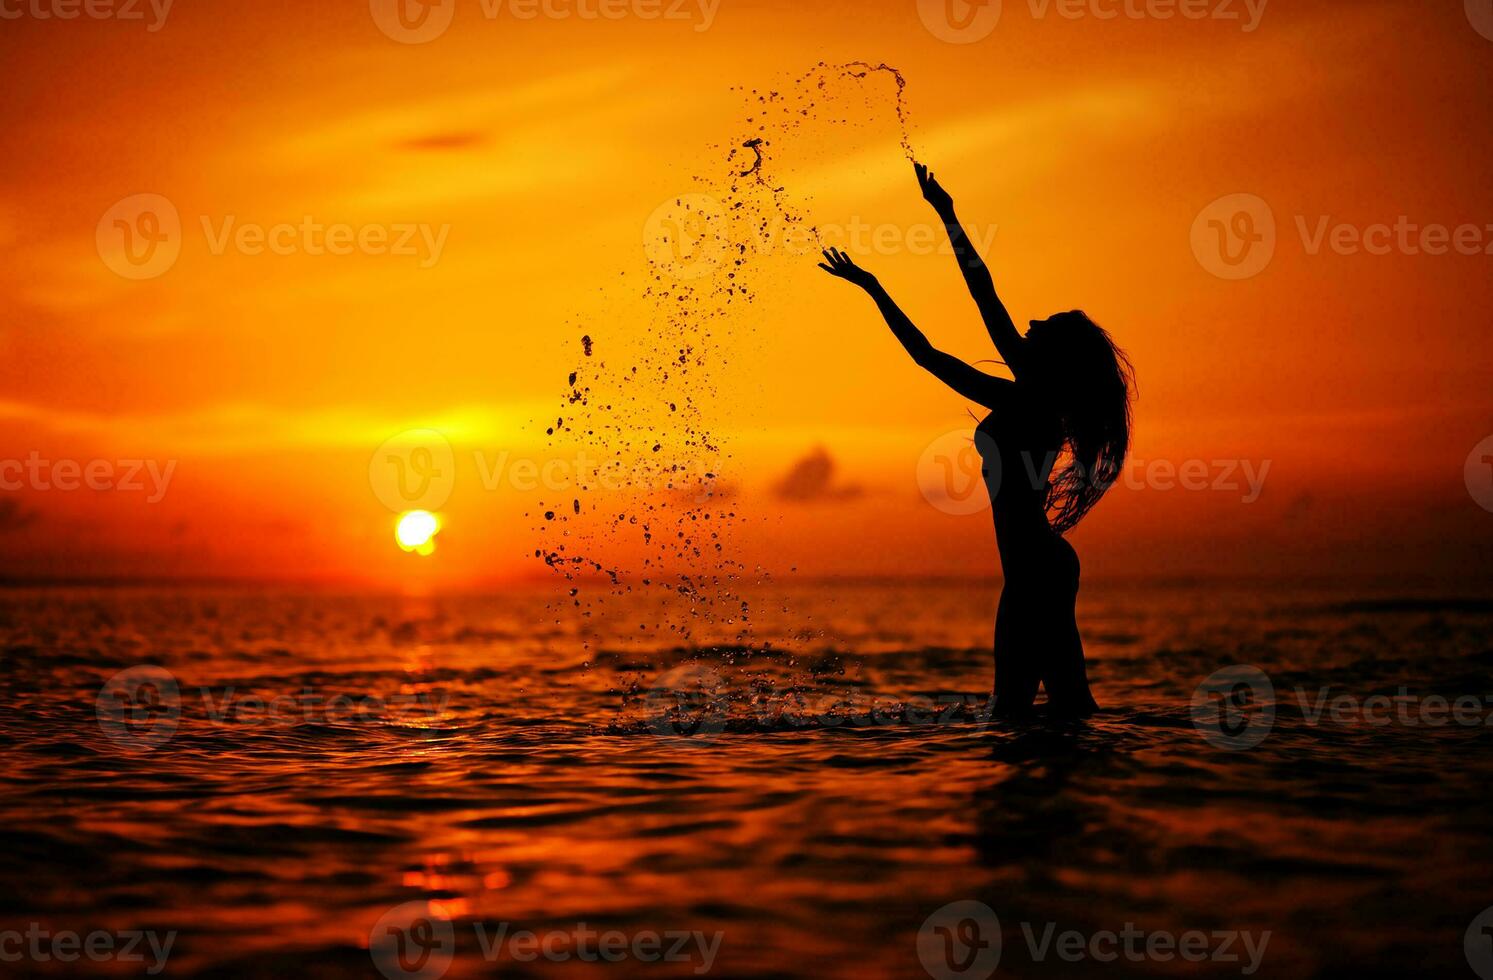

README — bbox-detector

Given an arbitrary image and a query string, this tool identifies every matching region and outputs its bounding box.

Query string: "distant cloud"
[399,131,487,152]
[1282,492,1315,523]
[0,500,39,531]
[772,447,862,503]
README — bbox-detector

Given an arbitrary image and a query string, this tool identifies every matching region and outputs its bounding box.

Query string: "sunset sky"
[2,0,1491,587]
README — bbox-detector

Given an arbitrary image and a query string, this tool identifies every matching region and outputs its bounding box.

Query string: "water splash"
[535,62,922,654]
[838,61,918,161]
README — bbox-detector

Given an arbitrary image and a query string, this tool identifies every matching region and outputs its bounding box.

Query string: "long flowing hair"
[1036,311,1135,534]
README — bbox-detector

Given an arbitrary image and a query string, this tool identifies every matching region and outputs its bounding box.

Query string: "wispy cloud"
[0,398,554,456]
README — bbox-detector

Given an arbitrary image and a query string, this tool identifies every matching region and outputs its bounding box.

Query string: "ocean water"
[2,580,1491,978]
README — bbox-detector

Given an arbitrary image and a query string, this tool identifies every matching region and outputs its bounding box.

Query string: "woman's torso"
[975,386,1077,584]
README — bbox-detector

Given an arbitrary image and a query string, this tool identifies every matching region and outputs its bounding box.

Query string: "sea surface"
[2,580,1492,978]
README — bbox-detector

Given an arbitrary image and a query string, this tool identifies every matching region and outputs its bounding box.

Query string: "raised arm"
[915,163,1027,378]
[818,248,1011,410]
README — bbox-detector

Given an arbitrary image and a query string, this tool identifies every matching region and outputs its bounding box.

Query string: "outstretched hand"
[915,162,954,216]
[818,247,877,289]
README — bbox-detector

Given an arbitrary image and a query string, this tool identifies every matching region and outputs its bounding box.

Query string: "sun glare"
[395,511,441,556]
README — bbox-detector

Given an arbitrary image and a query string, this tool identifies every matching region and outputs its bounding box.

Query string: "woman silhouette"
[819,163,1134,717]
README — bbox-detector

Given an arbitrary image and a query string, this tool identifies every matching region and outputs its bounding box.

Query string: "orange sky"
[1,0,1491,587]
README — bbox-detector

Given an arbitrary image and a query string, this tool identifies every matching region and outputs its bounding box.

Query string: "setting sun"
[395,511,441,556]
